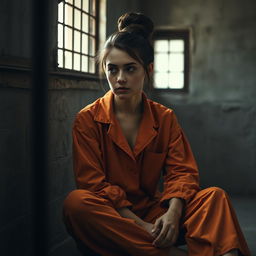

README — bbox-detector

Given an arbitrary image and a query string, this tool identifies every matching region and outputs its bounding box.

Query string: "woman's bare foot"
[168,246,188,256]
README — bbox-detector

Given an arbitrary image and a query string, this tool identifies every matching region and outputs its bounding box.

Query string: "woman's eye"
[108,67,117,74]
[126,66,136,72]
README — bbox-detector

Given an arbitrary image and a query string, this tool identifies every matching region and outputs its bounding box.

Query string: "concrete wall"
[0,0,103,255]
[140,0,256,194]
[106,0,143,35]
[0,87,33,255]
[0,0,32,58]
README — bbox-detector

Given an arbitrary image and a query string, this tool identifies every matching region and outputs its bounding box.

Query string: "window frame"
[56,0,100,79]
[153,29,190,93]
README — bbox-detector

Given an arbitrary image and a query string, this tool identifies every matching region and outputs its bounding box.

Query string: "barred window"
[57,0,98,73]
[153,30,190,91]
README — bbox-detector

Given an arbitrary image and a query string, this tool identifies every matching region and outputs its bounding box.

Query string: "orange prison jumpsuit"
[63,90,251,256]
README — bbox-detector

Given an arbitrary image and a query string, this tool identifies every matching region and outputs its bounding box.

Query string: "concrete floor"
[53,197,256,256]
[230,196,256,255]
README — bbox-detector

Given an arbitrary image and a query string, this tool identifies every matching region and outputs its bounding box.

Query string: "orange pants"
[63,187,251,256]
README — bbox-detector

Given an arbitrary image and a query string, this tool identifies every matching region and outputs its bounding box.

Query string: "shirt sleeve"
[72,112,132,209]
[160,111,200,207]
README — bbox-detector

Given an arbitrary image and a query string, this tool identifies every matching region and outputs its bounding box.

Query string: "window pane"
[58,49,63,68]
[90,0,96,15]
[82,13,89,32]
[169,53,184,72]
[82,55,88,72]
[154,40,168,53]
[89,36,95,56]
[82,34,88,54]
[89,16,95,35]
[74,9,81,29]
[57,0,98,74]
[155,53,168,72]
[169,40,184,52]
[154,72,169,88]
[74,53,81,71]
[89,57,95,73]
[65,26,73,50]
[58,2,64,23]
[74,0,81,9]
[74,30,81,52]
[169,72,184,89]
[58,24,63,48]
[65,51,73,69]
[65,4,73,26]
[82,0,89,12]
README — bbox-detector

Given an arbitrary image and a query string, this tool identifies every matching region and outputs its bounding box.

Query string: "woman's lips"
[114,87,130,94]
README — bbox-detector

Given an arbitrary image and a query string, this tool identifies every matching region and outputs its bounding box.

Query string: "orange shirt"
[72,90,200,213]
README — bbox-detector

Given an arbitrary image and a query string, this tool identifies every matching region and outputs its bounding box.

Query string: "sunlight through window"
[153,30,190,91]
[57,0,97,73]
[154,39,185,89]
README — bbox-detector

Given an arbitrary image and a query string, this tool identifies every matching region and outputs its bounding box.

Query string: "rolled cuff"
[160,187,199,208]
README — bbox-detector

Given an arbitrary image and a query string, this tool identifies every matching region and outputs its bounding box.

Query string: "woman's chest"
[99,125,168,195]
[117,114,141,150]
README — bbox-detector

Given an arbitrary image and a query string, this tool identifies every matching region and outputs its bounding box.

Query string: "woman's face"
[104,47,147,100]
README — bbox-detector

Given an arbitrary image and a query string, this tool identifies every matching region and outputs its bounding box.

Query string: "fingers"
[170,227,179,245]
[153,222,172,247]
[153,223,180,248]
[151,218,162,238]
[165,226,174,245]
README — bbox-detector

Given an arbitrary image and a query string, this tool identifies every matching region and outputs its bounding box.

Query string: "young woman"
[63,13,251,256]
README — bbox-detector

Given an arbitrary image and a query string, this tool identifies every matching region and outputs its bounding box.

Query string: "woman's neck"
[113,93,143,115]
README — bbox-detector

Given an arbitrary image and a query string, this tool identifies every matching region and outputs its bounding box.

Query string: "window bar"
[184,33,189,92]
[62,2,65,68]
[72,3,75,69]
[60,2,64,68]
[88,0,92,72]
[80,9,82,71]
[168,40,171,88]
[94,0,99,73]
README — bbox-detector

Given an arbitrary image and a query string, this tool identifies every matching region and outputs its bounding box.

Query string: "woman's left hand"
[151,198,183,248]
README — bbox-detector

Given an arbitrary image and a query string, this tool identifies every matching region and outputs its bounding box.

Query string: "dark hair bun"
[117,12,154,40]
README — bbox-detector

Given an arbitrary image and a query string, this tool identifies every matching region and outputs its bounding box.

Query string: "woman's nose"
[117,71,126,84]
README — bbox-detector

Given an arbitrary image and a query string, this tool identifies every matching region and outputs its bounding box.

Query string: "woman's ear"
[148,63,154,76]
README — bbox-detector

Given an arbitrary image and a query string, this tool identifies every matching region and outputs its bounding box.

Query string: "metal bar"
[80,7,83,71]
[72,3,75,69]
[62,2,65,68]
[31,0,50,255]
[91,0,98,73]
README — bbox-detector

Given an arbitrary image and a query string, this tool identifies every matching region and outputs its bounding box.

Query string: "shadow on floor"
[230,196,256,255]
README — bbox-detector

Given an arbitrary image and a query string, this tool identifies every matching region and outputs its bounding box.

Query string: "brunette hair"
[97,12,154,87]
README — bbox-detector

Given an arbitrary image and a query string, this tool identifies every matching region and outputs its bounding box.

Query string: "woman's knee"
[205,186,226,195]
[201,186,228,201]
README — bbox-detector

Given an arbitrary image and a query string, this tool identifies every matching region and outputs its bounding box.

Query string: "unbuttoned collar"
[94,90,159,129]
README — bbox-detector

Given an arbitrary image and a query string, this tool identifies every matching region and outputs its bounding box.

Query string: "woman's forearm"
[117,198,184,228]
[117,207,145,227]
[168,197,184,217]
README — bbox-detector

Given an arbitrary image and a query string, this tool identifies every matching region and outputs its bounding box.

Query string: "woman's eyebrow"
[107,62,137,67]
[124,62,137,66]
